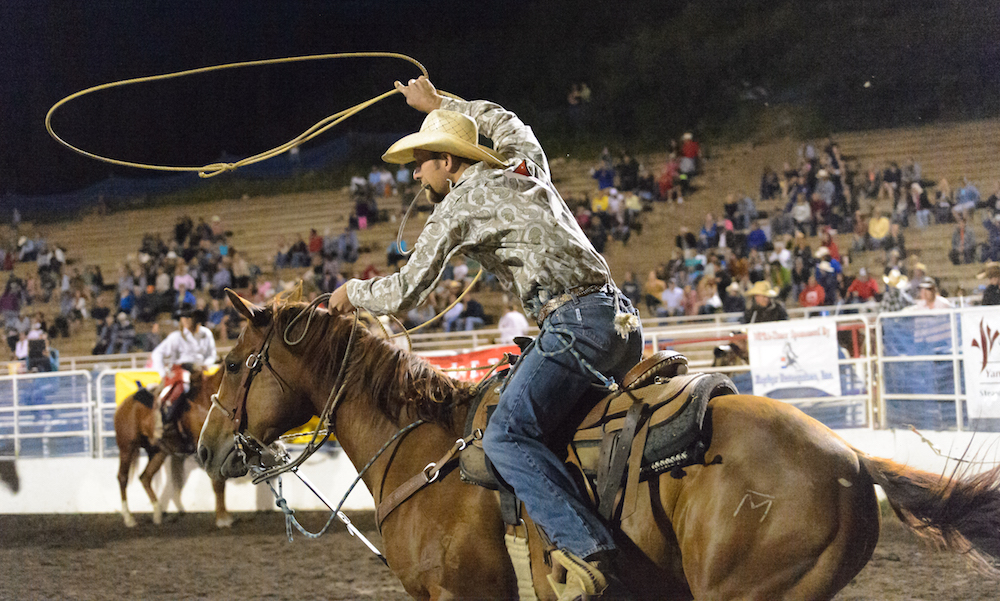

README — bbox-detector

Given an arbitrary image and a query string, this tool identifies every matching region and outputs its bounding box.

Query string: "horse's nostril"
[197,445,211,467]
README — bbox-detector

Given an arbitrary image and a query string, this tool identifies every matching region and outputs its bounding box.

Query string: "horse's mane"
[272,302,473,427]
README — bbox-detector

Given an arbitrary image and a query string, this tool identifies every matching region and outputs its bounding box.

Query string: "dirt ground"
[0,511,996,601]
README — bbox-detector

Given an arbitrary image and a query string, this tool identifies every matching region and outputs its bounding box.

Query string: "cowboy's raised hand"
[394,76,443,113]
[329,285,356,314]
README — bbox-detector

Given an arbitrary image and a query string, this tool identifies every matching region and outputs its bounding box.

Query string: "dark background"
[3,0,999,197]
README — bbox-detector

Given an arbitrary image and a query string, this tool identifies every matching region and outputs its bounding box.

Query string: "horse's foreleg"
[117,448,139,528]
[212,478,233,528]
[139,451,168,525]
[166,454,187,514]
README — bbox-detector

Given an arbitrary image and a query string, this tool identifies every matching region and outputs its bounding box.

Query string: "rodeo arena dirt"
[0,510,996,601]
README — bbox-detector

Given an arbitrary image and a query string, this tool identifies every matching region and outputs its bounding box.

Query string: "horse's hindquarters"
[621,395,880,600]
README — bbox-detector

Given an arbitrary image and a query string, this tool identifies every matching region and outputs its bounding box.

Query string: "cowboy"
[330,76,642,600]
[149,305,217,446]
[879,269,914,313]
[742,280,788,323]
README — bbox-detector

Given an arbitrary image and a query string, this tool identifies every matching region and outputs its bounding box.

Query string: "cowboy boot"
[550,549,635,601]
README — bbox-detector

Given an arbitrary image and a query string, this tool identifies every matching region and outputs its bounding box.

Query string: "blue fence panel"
[0,373,93,458]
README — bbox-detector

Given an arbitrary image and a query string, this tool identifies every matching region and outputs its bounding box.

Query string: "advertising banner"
[961,307,1000,419]
[748,319,842,398]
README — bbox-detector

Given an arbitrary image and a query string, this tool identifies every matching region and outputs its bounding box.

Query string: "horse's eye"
[226,360,240,374]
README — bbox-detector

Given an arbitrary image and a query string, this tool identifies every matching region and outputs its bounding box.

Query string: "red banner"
[421,345,519,382]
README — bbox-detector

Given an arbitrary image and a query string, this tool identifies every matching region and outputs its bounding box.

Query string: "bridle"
[209,296,363,483]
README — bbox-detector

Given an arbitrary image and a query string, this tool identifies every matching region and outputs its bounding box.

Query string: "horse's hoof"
[153,509,163,526]
[122,513,137,528]
[216,514,234,529]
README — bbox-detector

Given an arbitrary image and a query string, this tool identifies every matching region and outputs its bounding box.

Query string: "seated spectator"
[108,312,136,354]
[986,181,1000,218]
[982,214,1000,263]
[139,322,163,352]
[932,180,954,224]
[798,274,826,307]
[954,178,980,216]
[643,270,666,315]
[791,196,813,235]
[769,260,792,301]
[816,261,839,306]
[845,268,879,303]
[459,294,487,331]
[760,166,780,201]
[818,228,841,263]
[441,291,465,333]
[676,226,697,257]
[746,220,767,252]
[590,163,616,190]
[657,154,681,203]
[721,281,745,314]
[950,213,977,265]
[979,264,1000,306]
[908,183,931,228]
[866,210,890,250]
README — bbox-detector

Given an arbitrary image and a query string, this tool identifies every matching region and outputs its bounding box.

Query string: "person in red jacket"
[845,267,880,303]
[798,273,826,307]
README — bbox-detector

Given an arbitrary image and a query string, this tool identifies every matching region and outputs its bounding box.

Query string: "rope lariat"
[45,52,446,177]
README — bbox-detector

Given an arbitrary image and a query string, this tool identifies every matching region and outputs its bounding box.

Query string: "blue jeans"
[482,291,643,558]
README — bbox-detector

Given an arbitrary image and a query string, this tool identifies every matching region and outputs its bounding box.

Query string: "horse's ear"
[225,288,271,328]
[274,280,304,304]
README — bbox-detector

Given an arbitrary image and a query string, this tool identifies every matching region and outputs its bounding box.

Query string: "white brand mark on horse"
[734,490,775,522]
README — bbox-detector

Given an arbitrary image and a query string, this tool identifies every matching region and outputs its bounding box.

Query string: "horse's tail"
[857,452,1000,573]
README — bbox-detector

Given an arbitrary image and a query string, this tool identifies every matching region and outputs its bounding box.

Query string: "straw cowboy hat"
[977,262,1000,280]
[382,109,506,168]
[817,169,830,178]
[883,268,909,289]
[814,246,830,259]
[818,260,835,273]
[743,281,777,298]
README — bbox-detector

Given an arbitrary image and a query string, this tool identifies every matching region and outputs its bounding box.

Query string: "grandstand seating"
[9,117,999,361]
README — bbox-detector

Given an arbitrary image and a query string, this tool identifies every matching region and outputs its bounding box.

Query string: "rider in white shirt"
[149,306,217,446]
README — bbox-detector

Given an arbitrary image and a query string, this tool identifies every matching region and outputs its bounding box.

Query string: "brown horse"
[198,292,1000,600]
[115,368,232,528]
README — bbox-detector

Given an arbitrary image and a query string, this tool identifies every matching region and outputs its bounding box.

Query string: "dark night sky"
[2,0,605,196]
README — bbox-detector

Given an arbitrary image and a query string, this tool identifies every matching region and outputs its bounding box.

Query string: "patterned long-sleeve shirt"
[345,98,612,320]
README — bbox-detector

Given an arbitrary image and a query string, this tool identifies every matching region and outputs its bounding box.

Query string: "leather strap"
[376,432,478,530]
[597,402,648,521]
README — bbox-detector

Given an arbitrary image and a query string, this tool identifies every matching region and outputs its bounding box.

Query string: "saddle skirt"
[460,351,738,521]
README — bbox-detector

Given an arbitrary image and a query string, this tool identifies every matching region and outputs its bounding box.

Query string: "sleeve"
[440,98,549,180]
[150,333,175,376]
[202,327,218,366]
[345,205,469,314]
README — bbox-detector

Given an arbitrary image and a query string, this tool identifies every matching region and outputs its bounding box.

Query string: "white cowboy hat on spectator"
[743,281,777,298]
[726,281,741,294]
[382,109,506,168]
[818,261,835,273]
[815,246,831,259]
[817,169,830,178]
[858,267,868,277]
[18,236,27,246]
[883,268,909,289]
[911,182,923,193]
[913,262,927,273]
[918,276,937,290]
[682,132,693,140]
[166,251,178,259]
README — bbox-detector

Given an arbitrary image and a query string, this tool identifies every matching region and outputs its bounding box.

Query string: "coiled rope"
[45,52,448,178]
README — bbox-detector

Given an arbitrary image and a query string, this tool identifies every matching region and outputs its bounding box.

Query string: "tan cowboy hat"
[883,268,909,289]
[913,262,927,272]
[977,262,1000,280]
[726,281,741,294]
[743,281,777,298]
[818,260,835,273]
[817,169,830,178]
[382,109,506,168]
[814,246,830,259]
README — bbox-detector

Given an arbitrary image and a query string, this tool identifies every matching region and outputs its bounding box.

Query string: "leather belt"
[536,283,610,325]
